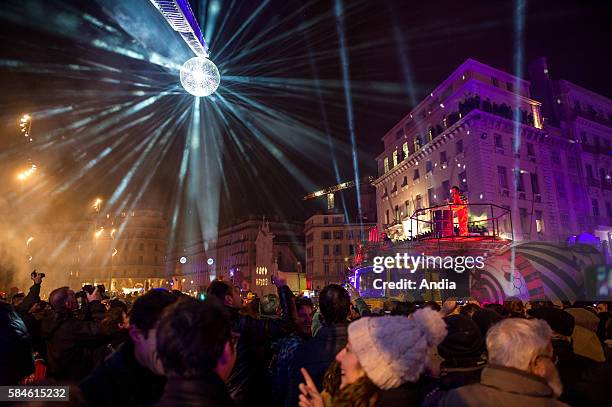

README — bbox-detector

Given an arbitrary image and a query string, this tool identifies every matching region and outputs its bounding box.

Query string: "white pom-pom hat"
[347,308,447,390]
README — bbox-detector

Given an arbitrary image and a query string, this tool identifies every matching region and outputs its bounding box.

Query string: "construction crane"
[303,176,374,210]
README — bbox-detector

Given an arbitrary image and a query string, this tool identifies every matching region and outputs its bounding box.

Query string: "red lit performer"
[450,186,469,236]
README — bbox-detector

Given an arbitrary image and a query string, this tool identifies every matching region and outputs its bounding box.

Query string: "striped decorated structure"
[472,242,604,303]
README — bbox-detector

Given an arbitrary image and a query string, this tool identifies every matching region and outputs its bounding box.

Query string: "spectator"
[0,301,34,384]
[40,286,106,381]
[80,289,177,406]
[207,278,295,406]
[286,284,351,407]
[298,308,447,407]
[423,314,486,406]
[565,307,605,362]
[271,296,314,406]
[471,307,503,337]
[155,297,237,407]
[504,296,526,318]
[528,306,596,405]
[438,318,565,406]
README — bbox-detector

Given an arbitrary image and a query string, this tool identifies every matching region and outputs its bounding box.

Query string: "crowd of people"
[2,271,611,406]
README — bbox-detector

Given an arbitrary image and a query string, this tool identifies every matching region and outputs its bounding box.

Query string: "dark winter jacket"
[15,283,40,317]
[156,374,236,407]
[79,339,166,406]
[40,301,106,381]
[227,285,295,406]
[286,322,349,407]
[0,303,34,385]
[436,365,568,407]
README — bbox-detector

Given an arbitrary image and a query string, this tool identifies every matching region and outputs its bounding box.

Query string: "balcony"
[582,144,611,155]
[573,108,612,128]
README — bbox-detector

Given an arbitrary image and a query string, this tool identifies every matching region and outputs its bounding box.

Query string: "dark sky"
[0,0,610,229]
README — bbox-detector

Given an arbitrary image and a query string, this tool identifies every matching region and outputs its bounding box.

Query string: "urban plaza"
[0,0,610,406]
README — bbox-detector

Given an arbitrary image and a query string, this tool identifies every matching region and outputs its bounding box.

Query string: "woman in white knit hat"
[298,307,447,407]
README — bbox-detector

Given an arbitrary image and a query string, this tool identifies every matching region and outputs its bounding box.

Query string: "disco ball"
[179,57,220,97]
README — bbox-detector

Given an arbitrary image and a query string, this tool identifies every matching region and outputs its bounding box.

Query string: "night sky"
[0,0,610,231]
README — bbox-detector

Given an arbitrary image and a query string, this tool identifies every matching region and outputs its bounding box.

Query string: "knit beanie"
[527,307,575,337]
[438,314,485,361]
[347,308,447,390]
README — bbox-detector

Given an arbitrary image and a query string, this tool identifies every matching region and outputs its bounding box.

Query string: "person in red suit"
[450,186,469,236]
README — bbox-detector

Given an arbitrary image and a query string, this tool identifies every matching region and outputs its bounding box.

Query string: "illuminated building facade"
[374,58,611,249]
[172,216,305,296]
[28,209,168,294]
[304,213,376,290]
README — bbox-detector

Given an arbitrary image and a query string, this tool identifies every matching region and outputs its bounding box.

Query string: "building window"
[154,243,159,251]
[456,139,464,154]
[519,208,529,234]
[498,166,508,189]
[306,233,313,243]
[428,188,435,206]
[323,217,329,224]
[527,143,535,157]
[349,245,355,255]
[567,154,577,171]
[530,173,541,195]
[458,171,468,191]
[491,77,499,87]
[600,168,607,183]
[394,205,399,221]
[494,134,503,148]
[442,180,450,200]
[404,200,410,217]
[581,132,587,145]
[401,175,408,187]
[323,245,329,256]
[402,142,409,159]
[396,129,404,140]
[321,231,331,240]
[426,160,433,173]
[606,202,612,218]
[415,195,423,210]
[586,164,594,179]
[555,174,565,198]
[334,244,341,255]
[515,170,525,192]
[383,157,389,173]
[535,211,544,234]
[333,231,343,240]
[413,169,420,180]
[574,100,580,111]
[324,263,330,275]
[506,82,514,92]
[392,149,399,167]
[385,210,390,224]
[440,150,447,165]
[551,150,560,165]
[592,199,600,218]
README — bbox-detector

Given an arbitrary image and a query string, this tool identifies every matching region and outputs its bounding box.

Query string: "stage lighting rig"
[150,0,220,96]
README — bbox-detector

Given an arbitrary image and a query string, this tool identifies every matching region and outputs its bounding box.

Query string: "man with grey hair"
[437,318,567,406]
